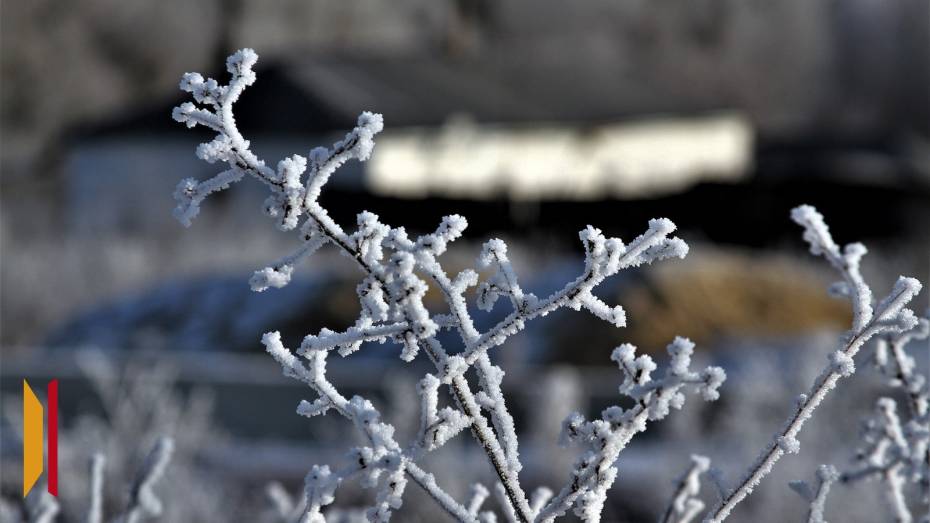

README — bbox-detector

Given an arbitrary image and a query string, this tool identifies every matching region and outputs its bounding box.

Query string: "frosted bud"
[602,406,625,426]
[559,412,586,447]
[250,265,293,292]
[478,239,508,268]
[843,242,867,263]
[304,465,337,506]
[277,154,307,187]
[172,178,201,226]
[700,367,726,401]
[647,217,677,236]
[817,464,839,483]
[171,102,198,127]
[829,351,855,377]
[437,214,468,241]
[354,111,384,161]
[196,136,233,163]
[453,269,479,291]
[791,205,838,257]
[776,435,801,454]
[667,336,695,375]
[611,344,636,367]
[579,226,607,261]
[226,48,258,84]
[179,72,204,92]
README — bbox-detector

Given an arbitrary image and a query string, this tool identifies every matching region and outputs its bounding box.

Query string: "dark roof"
[73,51,726,141]
[281,52,720,127]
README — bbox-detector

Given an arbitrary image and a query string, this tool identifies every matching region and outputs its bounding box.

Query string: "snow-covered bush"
[0,352,229,523]
[789,311,930,523]
[170,49,925,522]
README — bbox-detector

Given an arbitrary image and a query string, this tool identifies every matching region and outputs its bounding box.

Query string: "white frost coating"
[250,231,326,292]
[660,455,711,523]
[172,53,930,523]
[703,205,924,523]
[86,453,106,523]
[467,484,491,516]
[250,265,294,292]
[537,338,724,522]
[416,373,471,451]
[790,205,873,332]
[789,464,838,523]
[496,483,520,523]
[174,50,709,523]
[172,169,244,227]
[121,437,174,523]
[529,487,553,519]
[297,397,332,418]
[579,294,626,328]
[842,392,924,523]
[867,312,930,513]
[27,491,59,523]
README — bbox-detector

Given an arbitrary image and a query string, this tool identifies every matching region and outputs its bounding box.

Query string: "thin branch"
[660,455,710,523]
[703,206,922,522]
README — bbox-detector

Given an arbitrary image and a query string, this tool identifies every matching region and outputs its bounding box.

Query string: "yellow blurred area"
[621,251,853,350]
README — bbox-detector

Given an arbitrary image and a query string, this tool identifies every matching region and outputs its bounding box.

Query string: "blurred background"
[1,1,928,521]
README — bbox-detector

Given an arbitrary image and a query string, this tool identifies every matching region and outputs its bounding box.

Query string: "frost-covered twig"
[789,464,838,523]
[264,332,472,522]
[120,437,174,523]
[841,399,915,522]
[703,205,923,522]
[86,453,105,523]
[830,311,930,523]
[27,492,58,523]
[875,315,930,420]
[661,455,711,523]
[265,481,311,523]
[874,314,930,489]
[173,49,698,522]
[537,338,724,522]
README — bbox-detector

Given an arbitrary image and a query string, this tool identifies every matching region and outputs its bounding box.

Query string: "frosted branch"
[704,205,923,522]
[174,49,713,523]
[467,484,491,517]
[529,487,554,519]
[121,437,174,523]
[86,453,105,523]
[789,464,838,523]
[538,338,724,522]
[842,399,916,523]
[661,455,711,523]
[27,491,59,523]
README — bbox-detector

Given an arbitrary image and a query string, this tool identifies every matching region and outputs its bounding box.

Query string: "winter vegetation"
[1,435,174,523]
[169,47,729,523]
[156,48,927,523]
[2,45,927,523]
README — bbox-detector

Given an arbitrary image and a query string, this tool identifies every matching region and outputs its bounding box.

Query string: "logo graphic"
[22,379,58,497]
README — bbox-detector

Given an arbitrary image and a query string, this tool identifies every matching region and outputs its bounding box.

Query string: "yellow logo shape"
[22,380,43,497]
